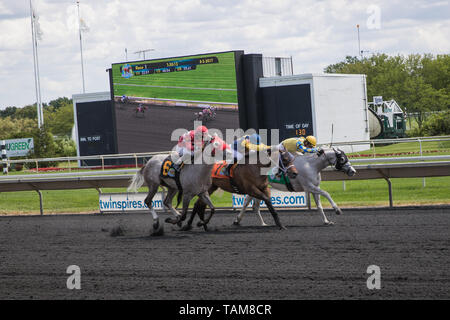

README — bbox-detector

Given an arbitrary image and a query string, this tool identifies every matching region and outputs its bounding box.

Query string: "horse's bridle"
[318,148,348,170]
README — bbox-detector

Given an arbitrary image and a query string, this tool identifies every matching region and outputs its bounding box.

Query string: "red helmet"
[195,125,208,134]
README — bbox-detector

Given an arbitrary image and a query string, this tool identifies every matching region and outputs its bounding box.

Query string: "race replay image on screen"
[110,51,241,153]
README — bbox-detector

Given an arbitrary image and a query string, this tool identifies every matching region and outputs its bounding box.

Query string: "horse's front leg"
[249,186,285,230]
[180,199,202,231]
[309,184,342,215]
[311,192,333,225]
[165,191,192,225]
[234,195,252,225]
[307,183,341,225]
[196,192,215,231]
[234,196,267,226]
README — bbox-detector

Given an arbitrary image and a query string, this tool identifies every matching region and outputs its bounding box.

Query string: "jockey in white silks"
[173,125,213,170]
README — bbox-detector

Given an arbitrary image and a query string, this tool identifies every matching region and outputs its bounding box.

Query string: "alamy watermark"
[366,4,381,30]
[366,265,381,290]
[66,265,81,290]
[169,121,282,175]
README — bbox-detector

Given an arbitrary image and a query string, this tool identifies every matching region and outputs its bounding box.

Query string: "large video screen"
[111,51,239,107]
[114,104,239,153]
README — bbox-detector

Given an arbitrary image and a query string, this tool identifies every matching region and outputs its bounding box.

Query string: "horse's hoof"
[261,223,269,227]
[151,223,164,236]
[203,224,208,232]
[279,225,287,230]
[232,221,240,226]
[165,217,179,225]
[180,224,192,231]
[197,221,205,227]
[335,208,343,215]
[324,221,335,226]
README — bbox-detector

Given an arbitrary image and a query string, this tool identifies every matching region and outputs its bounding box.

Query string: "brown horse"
[181,148,298,231]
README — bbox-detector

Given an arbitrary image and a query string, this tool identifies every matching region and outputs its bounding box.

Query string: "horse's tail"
[127,167,145,193]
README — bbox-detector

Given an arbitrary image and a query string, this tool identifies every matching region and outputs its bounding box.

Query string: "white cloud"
[0,0,448,108]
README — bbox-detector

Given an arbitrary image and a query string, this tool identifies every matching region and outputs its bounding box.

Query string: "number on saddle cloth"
[211,162,241,194]
[212,161,235,178]
[160,156,183,179]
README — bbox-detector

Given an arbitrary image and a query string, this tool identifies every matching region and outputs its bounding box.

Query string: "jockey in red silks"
[173,125,213,169]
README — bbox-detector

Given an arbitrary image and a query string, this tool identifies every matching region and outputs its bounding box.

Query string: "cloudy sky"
[0,0,448,109]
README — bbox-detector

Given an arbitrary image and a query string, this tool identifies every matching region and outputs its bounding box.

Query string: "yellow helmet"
[305,136,317,147]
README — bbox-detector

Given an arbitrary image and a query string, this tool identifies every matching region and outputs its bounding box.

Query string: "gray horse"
[127,136,230,235]
[234,148,356,225]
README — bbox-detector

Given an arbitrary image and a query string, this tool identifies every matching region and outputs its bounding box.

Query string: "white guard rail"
[1,157,450,214]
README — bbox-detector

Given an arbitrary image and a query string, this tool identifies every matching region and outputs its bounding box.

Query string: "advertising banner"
[232,190,307,209]
[99,192,165,213]
[3,138,34,157]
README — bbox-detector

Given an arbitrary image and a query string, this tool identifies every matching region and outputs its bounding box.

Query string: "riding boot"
[224,164,232,177]
[224,159,237,177]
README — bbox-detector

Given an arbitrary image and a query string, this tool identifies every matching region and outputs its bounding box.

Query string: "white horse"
[127,136,230,235]
[234,148,356,226]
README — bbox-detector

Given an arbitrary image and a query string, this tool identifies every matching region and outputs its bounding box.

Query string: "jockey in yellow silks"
[278,136,317,157]
[276,136,317,176]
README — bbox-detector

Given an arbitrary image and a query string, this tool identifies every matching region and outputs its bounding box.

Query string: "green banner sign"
[4,138,34,157]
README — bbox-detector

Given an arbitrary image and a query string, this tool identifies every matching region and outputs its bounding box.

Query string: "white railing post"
[1,140,7,175]
[418,138,426,187]
[372,141,376,158]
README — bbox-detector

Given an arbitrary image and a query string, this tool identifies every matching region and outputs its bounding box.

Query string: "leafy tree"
[25,126,58,168]
[0,117,37,139]
[422,110,450,136]
[29,125,56,158]
[324,53,450,131]
[55,137,77,157]
[44,101,74,137]
[15,104,38,119]
[0,106,18,118]
[48,97,72,110]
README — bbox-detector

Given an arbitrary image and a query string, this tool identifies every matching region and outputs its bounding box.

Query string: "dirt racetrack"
[0,207,449,300]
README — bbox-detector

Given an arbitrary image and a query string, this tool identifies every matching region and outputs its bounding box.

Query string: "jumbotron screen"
[110,51,242,153]
[111,51,239,107]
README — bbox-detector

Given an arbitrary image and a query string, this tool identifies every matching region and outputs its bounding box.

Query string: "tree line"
[324,53,449,135]
[0,97,76,160]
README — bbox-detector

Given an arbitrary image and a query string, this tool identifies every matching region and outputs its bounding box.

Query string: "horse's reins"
[318,148,337,167]
[319,148,347,169]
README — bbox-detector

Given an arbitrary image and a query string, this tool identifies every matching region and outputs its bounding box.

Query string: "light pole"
[357,24,362,60]
[77,1,85,93]
[29,0,43,128]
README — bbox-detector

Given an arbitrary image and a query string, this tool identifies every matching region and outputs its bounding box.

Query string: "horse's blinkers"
[334,150,348,170]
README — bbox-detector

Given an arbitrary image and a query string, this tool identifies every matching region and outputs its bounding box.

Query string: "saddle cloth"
[268,166,291,186]
[160,156,183,178]
[211,161,236,179]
